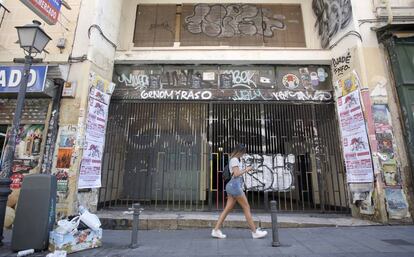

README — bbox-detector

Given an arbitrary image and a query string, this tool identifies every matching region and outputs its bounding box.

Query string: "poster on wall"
[8,125,45,189]
[78,75,113,189]
[337,89,374,183]
[52,125,77,218]
[385,188,410,219]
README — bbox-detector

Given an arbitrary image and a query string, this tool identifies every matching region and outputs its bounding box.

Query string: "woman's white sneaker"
[252,228,268,239]
[211,229,226,239]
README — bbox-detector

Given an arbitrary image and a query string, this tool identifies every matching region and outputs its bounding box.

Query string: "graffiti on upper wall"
[117,69,216,90]
[232,89,271,101]
[272,90,332,101]
[222,70,257,89]
[312,0,353,48]
[140,90,213,100]
[114,65,333,102]
[184,4,286,38]
[332,51,353,79]
[241,154,295,192]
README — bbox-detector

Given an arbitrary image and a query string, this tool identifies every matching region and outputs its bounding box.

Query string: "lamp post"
[0,20,51,246]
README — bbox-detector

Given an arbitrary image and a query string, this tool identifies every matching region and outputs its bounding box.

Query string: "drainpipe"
[384,0,394,24]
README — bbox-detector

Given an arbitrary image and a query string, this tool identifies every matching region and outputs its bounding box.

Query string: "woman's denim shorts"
[226,177,244,197]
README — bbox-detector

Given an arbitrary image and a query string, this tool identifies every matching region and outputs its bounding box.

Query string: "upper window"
[133,4,306,48]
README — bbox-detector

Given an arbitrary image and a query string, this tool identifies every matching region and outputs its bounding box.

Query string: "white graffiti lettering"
[141,90,212,100]
[223,70,257,88]
[232,89,270,101]
[201,91,212,100]
[241,154,295,192]
[272,90,332,101]
[118,73,149,90]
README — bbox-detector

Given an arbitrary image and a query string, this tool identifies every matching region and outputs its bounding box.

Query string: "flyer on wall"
[337,89,374,183]
[78,82,111,189]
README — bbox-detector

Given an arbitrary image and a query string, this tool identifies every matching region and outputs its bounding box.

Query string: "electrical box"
[62,81,77,98]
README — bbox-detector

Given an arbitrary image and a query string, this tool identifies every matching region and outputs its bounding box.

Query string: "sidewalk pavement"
[1,226,414,257]
[97,210,380,230]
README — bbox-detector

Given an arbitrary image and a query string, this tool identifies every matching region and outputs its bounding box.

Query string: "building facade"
[0,0,413,223]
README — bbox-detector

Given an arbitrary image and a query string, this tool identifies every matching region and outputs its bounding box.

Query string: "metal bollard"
[270,200,281,247]
[130,203,143,248]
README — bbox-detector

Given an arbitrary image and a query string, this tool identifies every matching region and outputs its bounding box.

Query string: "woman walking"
[211,144,268,239]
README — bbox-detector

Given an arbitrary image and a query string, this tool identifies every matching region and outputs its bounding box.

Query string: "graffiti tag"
[141,90,212,100]
[232,89,270,101]
[241,154,295,192]
[118,73,149,90]
[312,0,353,48]
[332,51,352,78]
[223,70,257,88]
[272,90,332,101]
[184,4,286,38]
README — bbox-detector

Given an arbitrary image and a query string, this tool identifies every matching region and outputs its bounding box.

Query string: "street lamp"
[0,20,51,246]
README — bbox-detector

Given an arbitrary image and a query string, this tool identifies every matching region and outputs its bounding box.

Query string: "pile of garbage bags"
[55,206,101,234]
[48,206,102,254]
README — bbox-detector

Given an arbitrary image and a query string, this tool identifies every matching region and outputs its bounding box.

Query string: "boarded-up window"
[180,4,305,47]
[133,5,176,47]
[262,5,305,47]
[133,4,305,48]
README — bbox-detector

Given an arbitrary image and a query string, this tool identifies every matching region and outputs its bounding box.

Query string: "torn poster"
[385,188,411,219]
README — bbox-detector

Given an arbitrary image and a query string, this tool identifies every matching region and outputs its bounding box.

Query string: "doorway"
[99,102,349,213]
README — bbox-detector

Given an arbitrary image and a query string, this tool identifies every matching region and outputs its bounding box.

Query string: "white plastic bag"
[79,206,101,231]
[55,216,80,234]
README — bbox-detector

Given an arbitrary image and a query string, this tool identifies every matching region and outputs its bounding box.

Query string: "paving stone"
[1,226,414,257]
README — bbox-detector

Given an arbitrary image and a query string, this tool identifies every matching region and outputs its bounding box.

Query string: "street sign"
[20,0,62,25]
[0,66,48,93]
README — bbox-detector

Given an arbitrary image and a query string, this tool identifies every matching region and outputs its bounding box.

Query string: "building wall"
[0,0,122,216]
[116,0,335,65]
[1,0,412,221]
[112,0,414,222]
[331,0,414,222]
[60,0,122,214]
[0,0,81,63]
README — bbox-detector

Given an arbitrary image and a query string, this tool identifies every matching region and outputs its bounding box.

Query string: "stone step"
[96,211,380,230]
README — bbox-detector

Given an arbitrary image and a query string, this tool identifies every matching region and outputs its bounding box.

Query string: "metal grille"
[209,103,348,212]
[100,102,349,213]
[99,102,209,210]
[0,99,50,124]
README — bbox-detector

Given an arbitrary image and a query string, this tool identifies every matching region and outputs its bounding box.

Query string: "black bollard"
[130,203,142,249]
[270,200,281,247]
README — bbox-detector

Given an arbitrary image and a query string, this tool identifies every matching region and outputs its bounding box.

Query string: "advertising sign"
[0,66,47,93]
[20,0,62,25]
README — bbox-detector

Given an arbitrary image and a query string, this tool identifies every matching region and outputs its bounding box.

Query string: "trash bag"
[78,206,101,231]
[54,216,80,235]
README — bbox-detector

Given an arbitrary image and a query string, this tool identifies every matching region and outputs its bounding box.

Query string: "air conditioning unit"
[373,0,414,8]
[373,0,414,18]
[377,7,414,19]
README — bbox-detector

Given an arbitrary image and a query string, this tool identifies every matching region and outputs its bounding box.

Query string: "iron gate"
[99,102,349,213]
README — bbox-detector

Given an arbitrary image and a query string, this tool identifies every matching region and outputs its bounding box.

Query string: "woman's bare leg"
[214,196,236,230]
[236,194,256,232]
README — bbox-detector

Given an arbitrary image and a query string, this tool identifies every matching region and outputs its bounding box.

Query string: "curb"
[100,217,339,230]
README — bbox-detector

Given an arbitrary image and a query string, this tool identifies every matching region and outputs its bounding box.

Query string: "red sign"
[20,0,62,25]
